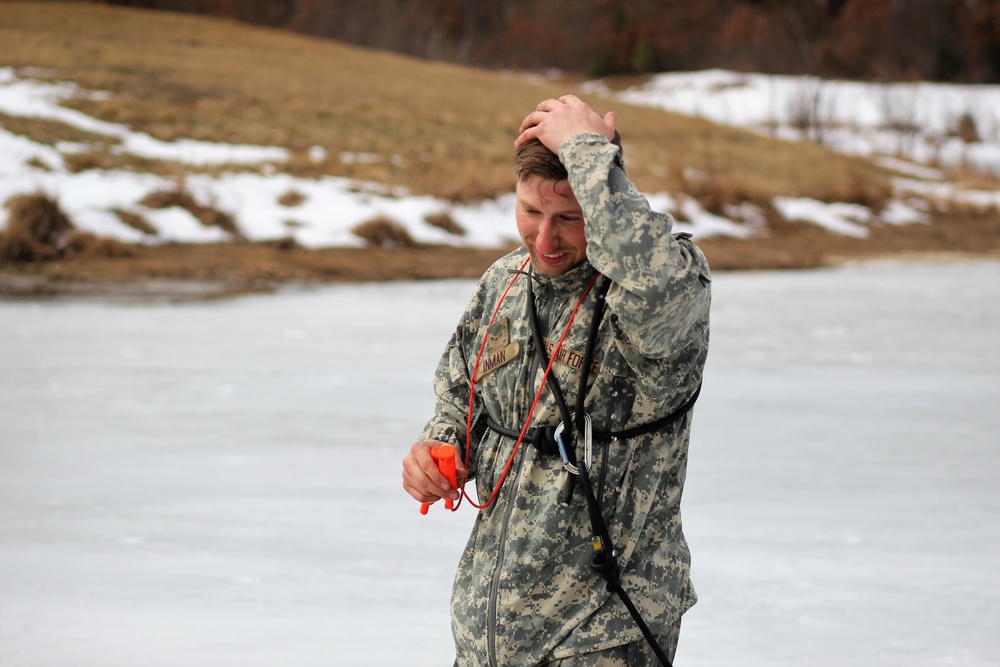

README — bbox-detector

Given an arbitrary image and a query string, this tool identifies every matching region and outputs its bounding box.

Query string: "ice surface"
[1,260,999,666]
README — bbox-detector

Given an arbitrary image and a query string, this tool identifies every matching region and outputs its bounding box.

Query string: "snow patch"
[774,198,873,237]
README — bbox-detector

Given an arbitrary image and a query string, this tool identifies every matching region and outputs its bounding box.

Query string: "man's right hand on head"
[402,440,467,503]
[515,95,618,153]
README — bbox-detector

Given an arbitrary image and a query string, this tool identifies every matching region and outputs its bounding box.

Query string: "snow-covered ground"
[585,69,1000,176]
[2,259,998,666]
[1,67,997,250]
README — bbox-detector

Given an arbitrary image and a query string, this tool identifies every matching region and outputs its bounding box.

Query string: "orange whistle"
[420,444,458,515]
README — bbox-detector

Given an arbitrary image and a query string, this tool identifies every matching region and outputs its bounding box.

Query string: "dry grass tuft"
[667,167,769,215]
[195,206,241,237]
[952,112,981,143]
[0,232,59,262]
[62,230,136,259]
[260,236,301,251]
[139,189,194,210]
[1,192,72,261]
[139,185,242,237]
[352,215,417,248]
[26,157,51,171]
[113,208,158,235]
[4,192,74,245]
[423,211,466,237]
[833,176,892,213]
[0,191,136,262]
[277,189,307,207]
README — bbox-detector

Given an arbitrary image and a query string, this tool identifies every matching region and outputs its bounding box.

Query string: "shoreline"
[2,244,997,302]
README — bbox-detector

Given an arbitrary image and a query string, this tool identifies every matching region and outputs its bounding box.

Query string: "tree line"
[92,0,1000,83]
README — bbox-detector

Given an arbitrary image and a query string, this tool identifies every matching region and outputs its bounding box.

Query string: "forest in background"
[41,0,1000,83]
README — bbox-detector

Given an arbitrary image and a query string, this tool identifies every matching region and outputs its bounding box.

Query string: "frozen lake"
[1,259,998,666]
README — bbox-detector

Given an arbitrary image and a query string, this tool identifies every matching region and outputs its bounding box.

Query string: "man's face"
[515,177,588,276]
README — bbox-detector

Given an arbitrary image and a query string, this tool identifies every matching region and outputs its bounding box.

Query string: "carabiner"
[554,413,592,475]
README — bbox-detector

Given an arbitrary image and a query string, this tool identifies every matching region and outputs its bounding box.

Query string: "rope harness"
[457,260,601,511]
[482,267,700,667]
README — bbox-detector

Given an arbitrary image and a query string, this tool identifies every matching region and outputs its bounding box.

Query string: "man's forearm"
[560,132,711,358]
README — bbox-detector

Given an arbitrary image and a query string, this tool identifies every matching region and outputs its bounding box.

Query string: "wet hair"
[514,131,623,183]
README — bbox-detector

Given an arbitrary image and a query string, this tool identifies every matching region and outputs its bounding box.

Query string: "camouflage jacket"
[419,133,711,666]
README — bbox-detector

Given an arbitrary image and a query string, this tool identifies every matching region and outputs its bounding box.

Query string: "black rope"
[485,383,700,453]
[524,269,674,667]
[597,383,701,440]
[524,272,570,425]
[574,275,610,431]
[524,271,581,501]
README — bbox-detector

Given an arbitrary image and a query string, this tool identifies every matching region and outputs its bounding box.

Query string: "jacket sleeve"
[559,133,711,359]
[419,326,472,448]
[417,278,488,472]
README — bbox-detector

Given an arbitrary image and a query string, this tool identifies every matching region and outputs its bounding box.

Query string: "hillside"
[0,2,998,298]
[25,0,1000,83]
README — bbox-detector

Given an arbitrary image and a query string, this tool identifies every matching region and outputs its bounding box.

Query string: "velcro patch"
[543,338,601,376]
[476,340,521,380]
[486,317,510,355]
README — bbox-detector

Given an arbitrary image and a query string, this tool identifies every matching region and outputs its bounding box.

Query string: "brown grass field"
[0,1,998,298]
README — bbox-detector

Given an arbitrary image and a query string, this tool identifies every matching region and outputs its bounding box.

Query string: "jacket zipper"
[486,443,524,667]
[486,286,548,667]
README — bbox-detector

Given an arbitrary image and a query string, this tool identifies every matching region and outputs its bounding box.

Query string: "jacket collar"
[528,258,598,296]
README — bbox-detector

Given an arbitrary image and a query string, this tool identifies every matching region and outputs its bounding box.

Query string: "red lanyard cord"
[457,264,601,511]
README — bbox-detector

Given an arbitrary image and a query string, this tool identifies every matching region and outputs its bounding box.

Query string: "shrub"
[4,192,74,246]
[954,113,981,143]
[786,79,829,144]
[351,215,416,248]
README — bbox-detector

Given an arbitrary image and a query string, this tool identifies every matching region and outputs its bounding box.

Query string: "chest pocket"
[594,325,635,433]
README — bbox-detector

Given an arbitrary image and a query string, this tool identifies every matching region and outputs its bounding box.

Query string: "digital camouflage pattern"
[419,133,711,666]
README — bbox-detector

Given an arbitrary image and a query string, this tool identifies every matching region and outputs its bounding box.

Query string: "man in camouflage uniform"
[402,96,711,666]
